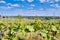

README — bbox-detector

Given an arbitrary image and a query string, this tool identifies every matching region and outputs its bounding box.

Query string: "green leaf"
[27,26,34,32]
[13,37,17,40]
[40,32,47,37]
[40,29,48,37]
[51,25,57,31]
[22,30,27,35]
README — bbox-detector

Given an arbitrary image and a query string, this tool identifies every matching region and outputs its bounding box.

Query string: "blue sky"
[0,0,60,16]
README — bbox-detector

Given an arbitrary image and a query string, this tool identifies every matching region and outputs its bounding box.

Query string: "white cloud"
[55,0,59,2]
[46,0,55,3]
[7,3,20,7]
[50,4,55,7]
[0,3,20,9]
[55,4,60,8]
[0,6,12,9]
[7,6,12,9]
[27,0,34,2]
[0,1,6,3]
[21,0,25,1]
[49,0,54,3]
[39,8,44,10]
[50,4,60,8]
[14,0,20,1]
[30,4,35,7]
[39,0,46,3]
[11,4,20,7]
[46,0,49,2]
[46,0,59,3]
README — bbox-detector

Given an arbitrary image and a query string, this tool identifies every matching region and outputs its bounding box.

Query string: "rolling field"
[0,18,60,40]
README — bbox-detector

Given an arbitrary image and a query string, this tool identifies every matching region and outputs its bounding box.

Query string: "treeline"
[1,16,60,20]
[0,14,60,20]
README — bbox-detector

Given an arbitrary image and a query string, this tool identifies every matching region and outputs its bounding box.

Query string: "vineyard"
[0,18,60,40]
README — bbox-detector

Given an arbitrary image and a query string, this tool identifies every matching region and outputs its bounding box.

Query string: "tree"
[0,15,1,17]
[17,14,21,19]
[45,16,49,20]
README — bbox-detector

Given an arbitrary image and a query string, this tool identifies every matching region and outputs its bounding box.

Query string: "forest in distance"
[1,15,60,20]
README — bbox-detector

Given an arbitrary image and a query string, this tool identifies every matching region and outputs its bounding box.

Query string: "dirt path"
[0,27,8,40]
